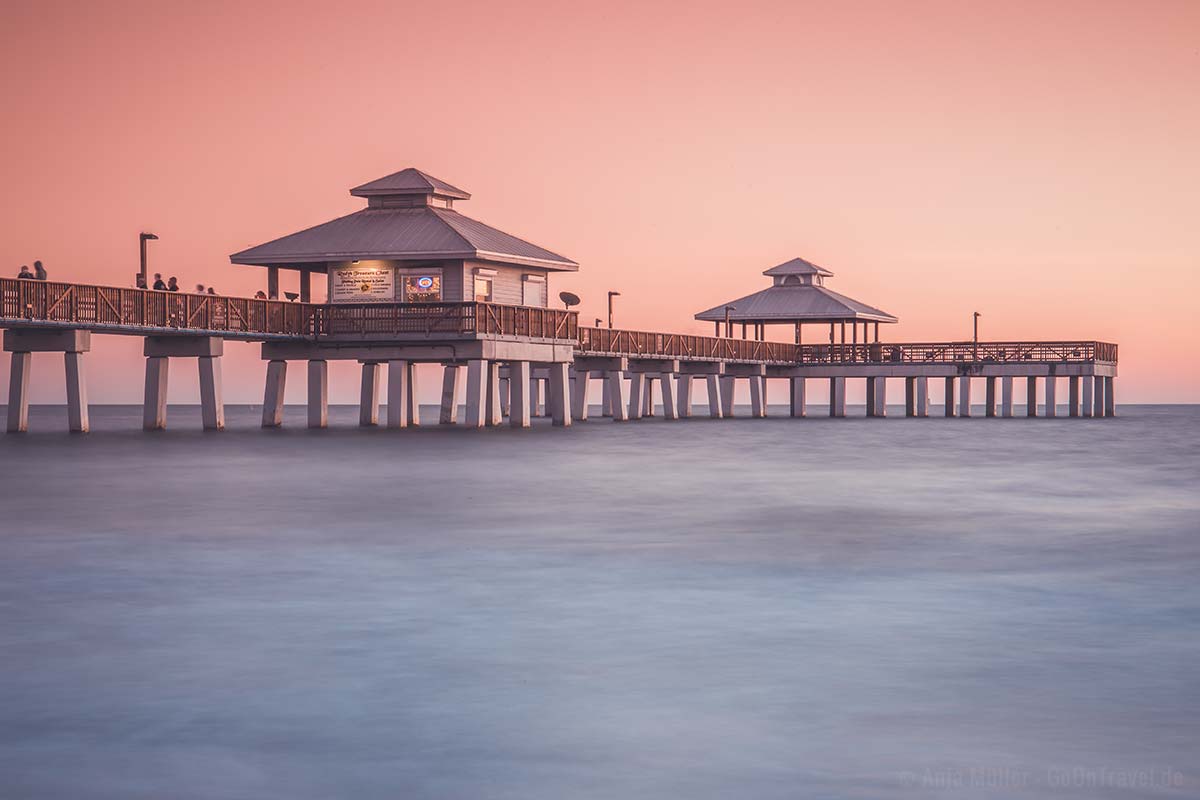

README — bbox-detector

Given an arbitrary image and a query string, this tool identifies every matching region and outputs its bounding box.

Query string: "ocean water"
[0,404,1197,799]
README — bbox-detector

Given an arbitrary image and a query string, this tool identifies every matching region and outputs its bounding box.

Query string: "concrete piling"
[440,364,461,424]
[958,375,972,418]
[262,360,287,428]
[1001,376,1014,418]
[790,376,806,418]
[465,359,487,428]
[386,360,410,428]
[308,360,328,428]
[705,374,723,418]
[944,376,956,417]
[510,362,532,428]
[6,351,31,433]
[358,362,381,427]
[1045,376,1058,418]
[548,362,571,427]
[64,352,88,433]
[608,371,630,421]
[143,357,169,431]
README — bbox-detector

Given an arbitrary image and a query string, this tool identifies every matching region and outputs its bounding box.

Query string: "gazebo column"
[299,271,312,303]
[789,377,806,418]
[267,266,280,300]
[852,321,858,362]
[706,375,723,418]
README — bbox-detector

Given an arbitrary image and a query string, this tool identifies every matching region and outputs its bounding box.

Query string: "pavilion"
[230,168,577,306]
[694,258,898,351]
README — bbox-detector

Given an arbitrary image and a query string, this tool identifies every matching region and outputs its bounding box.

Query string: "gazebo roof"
[762,257,833,278]
[695,257,898,323]
[230,168,577,271]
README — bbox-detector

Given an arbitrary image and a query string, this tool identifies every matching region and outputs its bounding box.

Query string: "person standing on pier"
[16,265,34,279]
[135,274,147,289]
[33,260,47,280]
[167,277,179,292]
[152,273,167,290]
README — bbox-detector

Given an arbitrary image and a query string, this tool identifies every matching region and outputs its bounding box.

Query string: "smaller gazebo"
[695,257,898,349]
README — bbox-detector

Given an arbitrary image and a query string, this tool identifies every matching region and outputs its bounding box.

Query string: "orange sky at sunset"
[2,0,1197,404]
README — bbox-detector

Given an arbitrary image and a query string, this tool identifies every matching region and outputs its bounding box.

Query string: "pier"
[1,168,1117,433]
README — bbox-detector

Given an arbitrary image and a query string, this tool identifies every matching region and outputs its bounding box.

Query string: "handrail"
[0,277,315,338]
[0,278,1117,364]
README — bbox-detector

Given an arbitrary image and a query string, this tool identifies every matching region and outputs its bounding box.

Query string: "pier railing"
[577,326,798,363]
[0,277,313,338]
[795,340,1118,365]
[313,302,578,340]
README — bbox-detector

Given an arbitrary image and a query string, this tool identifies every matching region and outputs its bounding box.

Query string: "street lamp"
[973,311,981,361]
[139,232,158,287]
[607,291,621,329]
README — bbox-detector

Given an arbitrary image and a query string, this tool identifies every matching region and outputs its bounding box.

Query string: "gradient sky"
[2,0,1197,404]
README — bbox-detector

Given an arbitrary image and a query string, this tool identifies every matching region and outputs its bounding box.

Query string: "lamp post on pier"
[138,232,158,287]
[973,311,981,361]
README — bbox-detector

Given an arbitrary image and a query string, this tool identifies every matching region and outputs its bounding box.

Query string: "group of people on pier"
[133,272,219,296]
[15,261,47,281]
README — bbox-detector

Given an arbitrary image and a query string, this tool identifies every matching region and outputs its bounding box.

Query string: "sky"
[1,0,1197,404]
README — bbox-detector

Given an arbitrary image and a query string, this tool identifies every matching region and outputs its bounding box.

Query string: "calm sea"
[1,404,1197,799]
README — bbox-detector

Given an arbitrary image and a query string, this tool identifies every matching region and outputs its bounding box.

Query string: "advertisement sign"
[331,266,394,303]
[401,272,443,302]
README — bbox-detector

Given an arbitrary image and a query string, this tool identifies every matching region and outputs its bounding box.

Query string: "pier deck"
[1,277,1118,432]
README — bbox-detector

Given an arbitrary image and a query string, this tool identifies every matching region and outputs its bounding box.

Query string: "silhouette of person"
[136,274,147,289]
[206,287,216,295]
[152,273,167,290]
[167,277,179,292]
[33,260,47,280]
[195,283,205,294]
[17,265,34,279]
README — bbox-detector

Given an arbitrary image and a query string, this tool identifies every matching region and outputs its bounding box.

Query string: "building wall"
[463,260,550,307]
[324,258,550,306]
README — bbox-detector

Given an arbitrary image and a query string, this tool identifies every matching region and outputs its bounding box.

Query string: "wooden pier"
[1,276,1117,433]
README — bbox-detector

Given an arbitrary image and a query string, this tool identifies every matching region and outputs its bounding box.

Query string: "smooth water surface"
[1,404,1197,799]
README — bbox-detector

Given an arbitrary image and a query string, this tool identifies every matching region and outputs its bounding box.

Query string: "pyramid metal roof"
[350,168,471,199]
[762,257,834,277]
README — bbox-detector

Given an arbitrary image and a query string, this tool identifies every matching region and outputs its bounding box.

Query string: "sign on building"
[331,265,395,303]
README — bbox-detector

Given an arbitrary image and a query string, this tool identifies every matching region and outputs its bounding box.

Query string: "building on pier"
[230,168,578,306]
[694,257,897,345]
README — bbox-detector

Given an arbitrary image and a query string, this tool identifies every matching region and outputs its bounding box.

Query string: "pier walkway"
[1,277,1118,432]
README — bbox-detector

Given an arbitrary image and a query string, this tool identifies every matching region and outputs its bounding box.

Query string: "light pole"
[607,291,620,329]
[973,311,981,361]
[139,232,158,287]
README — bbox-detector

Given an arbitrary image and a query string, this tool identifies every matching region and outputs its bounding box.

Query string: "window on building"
[473,275,494,303]
[522,276,547,307]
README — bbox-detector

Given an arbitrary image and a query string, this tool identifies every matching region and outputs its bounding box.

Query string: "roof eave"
[231,248,579,271]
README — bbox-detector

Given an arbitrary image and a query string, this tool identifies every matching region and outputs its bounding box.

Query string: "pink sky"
[2,0,1197,404]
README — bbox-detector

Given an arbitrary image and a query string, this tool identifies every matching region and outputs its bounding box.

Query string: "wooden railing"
[577,327,1118,365]
[0,277,314,338]
[0,278,1117,365]
[578,326,798,363]
[313,302,578,340]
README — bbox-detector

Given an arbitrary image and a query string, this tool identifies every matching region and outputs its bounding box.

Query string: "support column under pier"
[601,381,612,417]
[867,377,886,417]
[659,373,678,420]
[465,359,487,428]
[440,365,462,425]
[905,377,916,417]
[143,357,169,431]
[1082,376,1094,418]
[510,362,531,428]
[1001,376,1014,418]
[359,362,381,427]
[308,360,328,429]
[944,376,956,417]
[262,360,287,428]
[915,376,929,417]
[706,375,723,418]
[499,377,511,418]
[1045,376,1058,418]
[198,356,225,431]
[548,362,572,427]
[6,351,31,433]
[64,352,89,433]
[386,360,410,429]
[1069,376,1080,417]
[1093,376,1105,418]
[985,376,997,418]
[958,375,972,418]
[749,375,765,418]
[790,377,806,418]
[628,372,645,420]
[608,371,630,421]
[485,362,502,427]
[677,375,693,418]
[1026,376,1038,417]
[1104,377,1115,417]
[720,376,736,417]
[829,376,846,418]
[571,370,591,421]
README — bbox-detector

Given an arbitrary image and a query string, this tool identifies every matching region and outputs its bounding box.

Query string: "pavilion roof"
[230,169,577,271]
[762,257,833,277]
